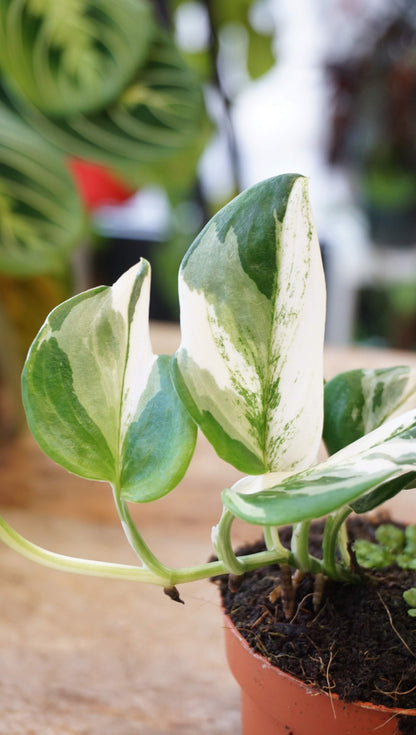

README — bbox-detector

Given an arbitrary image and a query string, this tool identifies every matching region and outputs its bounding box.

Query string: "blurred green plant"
[0,0,277,435]
[0,0,209,437]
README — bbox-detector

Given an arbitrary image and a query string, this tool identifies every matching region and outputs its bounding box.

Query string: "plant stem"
[212,508,246,575]
[113,491,173,584]
[263,525,290,558]
[0,514,163,584]
[322,508,355,581]
[291,520,313,571]
[0,513,291,586]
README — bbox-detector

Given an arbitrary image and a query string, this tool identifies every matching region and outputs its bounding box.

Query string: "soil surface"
[217,517,416,734]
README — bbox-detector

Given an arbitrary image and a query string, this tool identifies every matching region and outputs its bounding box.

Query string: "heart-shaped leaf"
[22,260,197,501]
[172,174,326,475]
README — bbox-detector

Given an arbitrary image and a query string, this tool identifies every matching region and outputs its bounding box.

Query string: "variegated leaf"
[21,260,197,501]
[222,410,416,526]
[324,366,416,455]
[172,174,326,475]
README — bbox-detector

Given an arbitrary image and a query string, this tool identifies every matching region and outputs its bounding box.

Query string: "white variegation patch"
[361,367,416,432]
[112,264,157,442]
[265,178,325,471]
[174,175,326,475]
[177,258,263,456]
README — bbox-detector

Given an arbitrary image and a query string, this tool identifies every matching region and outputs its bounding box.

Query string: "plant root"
[163,585,184,604]
[313,573,327,612]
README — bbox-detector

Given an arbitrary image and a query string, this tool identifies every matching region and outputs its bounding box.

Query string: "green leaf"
[403,587,416,607]
[374,523,405,553]
[353,539,394,569]
[0,102,85,275]
[323,366,416,454]
[9,29,207,187]
[222,409,416,525]
[0,0,154,116]
[246,27,275,80]
[21,260,197,501]
[351,471,416,514]
[172,174,326,474]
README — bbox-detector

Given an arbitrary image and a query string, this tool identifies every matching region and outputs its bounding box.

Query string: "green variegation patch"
[22,260,197,501]
[172,175,326,475]
[223,410,416,526]
[323,365,416,454]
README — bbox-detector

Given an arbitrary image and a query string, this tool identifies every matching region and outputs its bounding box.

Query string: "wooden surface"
[0,322,416,734]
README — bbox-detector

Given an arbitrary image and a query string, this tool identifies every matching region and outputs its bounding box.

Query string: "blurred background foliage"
[0,0,277,438]
[1,0,416,441]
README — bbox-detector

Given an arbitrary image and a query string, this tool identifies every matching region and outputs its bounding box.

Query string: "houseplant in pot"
[0,174,416,733]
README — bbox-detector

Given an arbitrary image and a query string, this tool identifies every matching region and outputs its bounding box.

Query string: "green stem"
[0,514,164,584]
[291,520,313,572]
[322,508,355,581]
[212,508,246,575]
[263,525,290,558]
[113,491,173,584]
[0,513,289,586]
[337,518,351,567]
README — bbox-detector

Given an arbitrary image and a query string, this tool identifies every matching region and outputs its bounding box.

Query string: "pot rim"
[224,613,416,718]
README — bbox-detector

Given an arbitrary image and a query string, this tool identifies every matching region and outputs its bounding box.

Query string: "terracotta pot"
[224,615,416,735]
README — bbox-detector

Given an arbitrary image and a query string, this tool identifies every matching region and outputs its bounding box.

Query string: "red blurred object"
[68,158,135,211]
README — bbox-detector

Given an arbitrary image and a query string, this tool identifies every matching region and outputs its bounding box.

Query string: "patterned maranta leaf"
[8,29,206,186]
[0,0,153,116]
[0,103,85,275]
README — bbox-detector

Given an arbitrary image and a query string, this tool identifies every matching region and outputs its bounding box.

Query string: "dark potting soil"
[216,517,416,733]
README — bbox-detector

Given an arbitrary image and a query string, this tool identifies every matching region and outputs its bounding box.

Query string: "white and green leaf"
[172,174,326,475]
[222,409,416,526]
[324,365,416,454]
[21,260,197,501]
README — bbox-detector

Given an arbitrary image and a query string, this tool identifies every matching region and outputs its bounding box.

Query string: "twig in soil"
[290,592,314,624]
[325,645,337,719]
[250,607,270,629]
[373,713,400,731]
[376,678,416,700]
[377,592,416,659]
